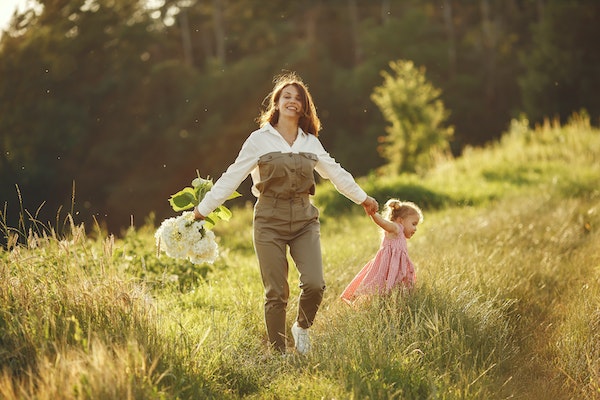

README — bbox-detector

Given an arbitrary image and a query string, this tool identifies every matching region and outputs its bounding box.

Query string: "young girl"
[340,199,423,303]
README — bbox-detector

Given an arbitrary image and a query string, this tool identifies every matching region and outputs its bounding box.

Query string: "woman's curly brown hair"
[256,72,321,136]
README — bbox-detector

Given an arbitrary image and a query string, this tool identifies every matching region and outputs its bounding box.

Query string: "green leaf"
[227,191,242,200]
[168,173,242,226]
[203,216,216,230]
[168,187,197,212]
[192,176,214,200]
[212,205,233,221]
[192,176,213,188]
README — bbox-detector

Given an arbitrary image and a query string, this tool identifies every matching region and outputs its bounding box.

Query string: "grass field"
[1,114,599,399]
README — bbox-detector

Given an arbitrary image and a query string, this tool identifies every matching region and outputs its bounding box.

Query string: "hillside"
[1,114,599,399]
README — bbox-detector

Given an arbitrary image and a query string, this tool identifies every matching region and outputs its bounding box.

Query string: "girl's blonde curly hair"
[382,199,424,223]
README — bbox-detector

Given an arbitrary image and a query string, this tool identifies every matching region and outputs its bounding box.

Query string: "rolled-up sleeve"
[196,137,259,216]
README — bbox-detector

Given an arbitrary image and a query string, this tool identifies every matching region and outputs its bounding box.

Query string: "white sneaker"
[291,322,310,355]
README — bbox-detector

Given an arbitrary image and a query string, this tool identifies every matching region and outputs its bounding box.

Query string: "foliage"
[0,0,177,229]
[315,111,600,218]
[519,0,600,124]
[1,0,599,236]
[167,173,241,229]
[371,60,454,174]
[1,117,599,398]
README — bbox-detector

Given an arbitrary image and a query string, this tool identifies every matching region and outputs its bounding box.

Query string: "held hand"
[361,196,379,216]
[193,207,205,221]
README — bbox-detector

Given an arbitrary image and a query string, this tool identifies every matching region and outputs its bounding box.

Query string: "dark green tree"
[2,0,599,236]
[0,0,191,229]
[519,0,600,124]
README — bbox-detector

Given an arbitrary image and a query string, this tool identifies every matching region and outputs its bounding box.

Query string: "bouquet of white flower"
[155,173,240,265]
[155,211,219,265]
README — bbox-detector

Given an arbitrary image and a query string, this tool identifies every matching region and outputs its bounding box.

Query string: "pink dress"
[340,223,415,303]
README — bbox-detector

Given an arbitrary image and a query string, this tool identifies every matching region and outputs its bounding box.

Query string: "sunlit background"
[1,1,598,235]
[0,0,26,32]
[0,3,599,397]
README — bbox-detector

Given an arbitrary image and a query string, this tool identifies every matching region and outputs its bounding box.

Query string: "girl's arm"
[370,213,400,235]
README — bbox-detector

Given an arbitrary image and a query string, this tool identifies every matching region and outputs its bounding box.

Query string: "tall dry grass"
[0,113,599,398]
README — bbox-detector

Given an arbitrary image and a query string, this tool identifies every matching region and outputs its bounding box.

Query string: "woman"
[194,72,378,354]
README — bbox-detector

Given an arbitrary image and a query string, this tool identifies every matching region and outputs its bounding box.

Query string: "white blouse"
[196,123,367,216]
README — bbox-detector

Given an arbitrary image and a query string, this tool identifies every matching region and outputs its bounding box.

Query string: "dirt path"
[497,297,575,399]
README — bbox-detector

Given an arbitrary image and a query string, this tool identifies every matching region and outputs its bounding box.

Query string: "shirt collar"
[263,122,307,138]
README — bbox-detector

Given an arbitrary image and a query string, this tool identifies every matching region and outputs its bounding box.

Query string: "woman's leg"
[254,224,290,352]
[289,220,325,329]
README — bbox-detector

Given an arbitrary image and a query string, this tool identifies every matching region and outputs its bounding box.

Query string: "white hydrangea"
[155,211,218,265]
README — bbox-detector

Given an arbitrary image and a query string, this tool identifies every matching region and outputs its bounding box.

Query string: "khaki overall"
[253,151,325,352]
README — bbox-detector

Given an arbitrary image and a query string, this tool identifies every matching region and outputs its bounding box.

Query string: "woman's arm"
[370,213,400,235]
[311,138,368,205]
[195,135,260,218]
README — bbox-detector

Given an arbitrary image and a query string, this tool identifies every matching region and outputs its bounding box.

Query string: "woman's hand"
[193,207,205,220]
[361,196,379,215]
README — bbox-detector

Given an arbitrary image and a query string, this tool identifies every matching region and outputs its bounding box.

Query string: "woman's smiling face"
[277,84,303,119]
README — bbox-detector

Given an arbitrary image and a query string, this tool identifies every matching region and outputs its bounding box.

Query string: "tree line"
[1,0,598,234]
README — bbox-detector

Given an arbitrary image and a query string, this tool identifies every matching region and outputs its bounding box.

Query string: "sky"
[0,0,29,32]
[0,1,162,34]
